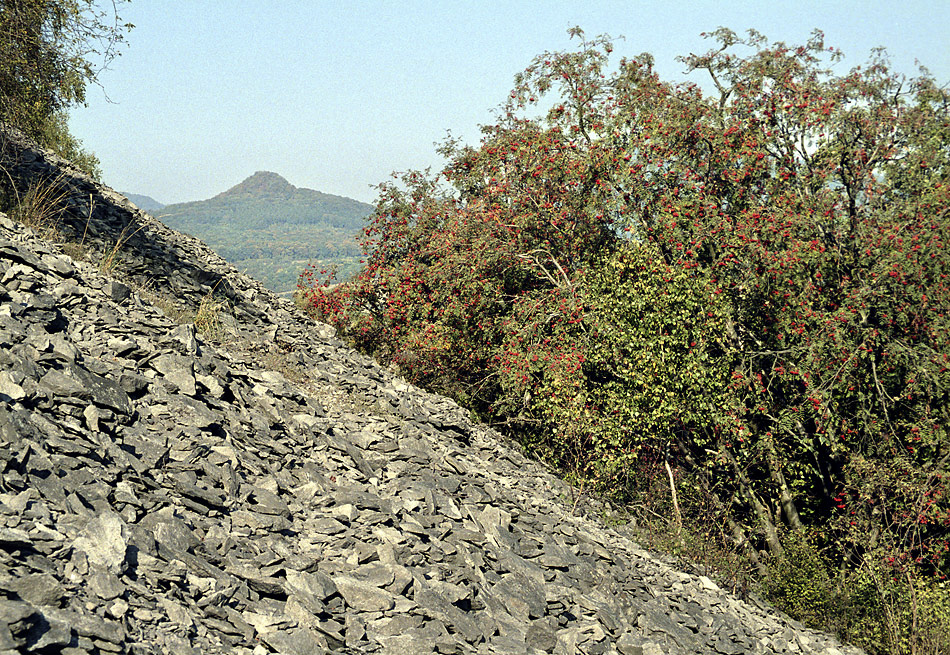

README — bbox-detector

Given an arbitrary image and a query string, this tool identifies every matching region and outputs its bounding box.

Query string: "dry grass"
[193,290,230,338]
[4,173,70,241]
[261,347,308,384]
[132,278,192,323]
[98,220,146,276]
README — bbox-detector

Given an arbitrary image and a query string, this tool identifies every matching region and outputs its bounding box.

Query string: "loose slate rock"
[72,512,129,574]
[333,575,397,612]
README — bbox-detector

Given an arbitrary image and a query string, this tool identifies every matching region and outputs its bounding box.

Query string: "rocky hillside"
[0,125,863,655]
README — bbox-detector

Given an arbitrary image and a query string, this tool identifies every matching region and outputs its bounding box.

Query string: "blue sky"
[69,1,950,205]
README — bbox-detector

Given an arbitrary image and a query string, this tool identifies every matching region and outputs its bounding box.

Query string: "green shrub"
[764,532,839,628]
[839,560,950,655]
[0,1,129,176]
[763,533,950,654]
[34,111,102,179]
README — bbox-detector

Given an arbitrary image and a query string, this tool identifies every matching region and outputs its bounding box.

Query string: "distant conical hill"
[155,172,373,294]
[215,170,298,199]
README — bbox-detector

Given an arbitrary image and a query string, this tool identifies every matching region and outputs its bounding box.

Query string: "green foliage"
[33,109,101,178]
[300,27,950,648]
[0,0,129,172]
[582,245,733,489]
[834,558,950,654]
[763,531,839,628]
[762,532,950,654]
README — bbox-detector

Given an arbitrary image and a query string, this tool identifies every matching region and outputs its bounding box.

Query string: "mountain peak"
[216,171,296,199]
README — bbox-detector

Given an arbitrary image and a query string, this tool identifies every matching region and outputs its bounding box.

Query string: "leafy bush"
[764,531,839,628]
[300,27,950,649]
[34,110,102,179]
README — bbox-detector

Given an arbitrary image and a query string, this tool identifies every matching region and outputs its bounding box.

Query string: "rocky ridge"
[0,126,863,654]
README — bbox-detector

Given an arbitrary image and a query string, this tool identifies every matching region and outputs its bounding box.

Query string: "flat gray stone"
[72,512,129,574]
[333,575,396,612]
[1,573,64,607]
[0,371,25,401]
[151,353,197,396]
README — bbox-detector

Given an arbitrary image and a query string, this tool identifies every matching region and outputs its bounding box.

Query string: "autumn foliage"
[300,28,950,651]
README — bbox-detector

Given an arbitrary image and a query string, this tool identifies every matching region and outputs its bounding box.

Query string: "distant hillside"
[122,192,165,212]
[154,172,372,294]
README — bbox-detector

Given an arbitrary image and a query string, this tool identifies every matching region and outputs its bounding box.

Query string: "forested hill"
[154,172,371,294]
[204,171,370,229]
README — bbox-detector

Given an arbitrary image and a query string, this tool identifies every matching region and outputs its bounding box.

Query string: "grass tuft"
[4,173,69,241]
[193,289,230,338]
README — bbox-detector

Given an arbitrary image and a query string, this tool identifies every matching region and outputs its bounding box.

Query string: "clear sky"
[68,1,950,206]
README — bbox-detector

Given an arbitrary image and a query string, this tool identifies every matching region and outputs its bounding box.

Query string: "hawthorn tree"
[302,113,616,419]
[301,28,950,651]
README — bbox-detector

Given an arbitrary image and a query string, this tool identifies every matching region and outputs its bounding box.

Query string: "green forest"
[299,28,950,653]
[157,171,369,293]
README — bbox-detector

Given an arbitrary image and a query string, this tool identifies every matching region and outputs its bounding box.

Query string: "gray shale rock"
[0,124,864,654]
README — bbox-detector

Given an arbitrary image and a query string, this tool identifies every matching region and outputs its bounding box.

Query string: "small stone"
[308,517,346,535]
[88,567,125,601]
[285,569,338,605]
[106,599,129,620]
[72,512,128,574]
[262,628,329,655]
[2,573,64,607]
[83,404,101,432]
[104,280,130,303]
[333,575,396,612]
[151,353,197,396]
[0,371,25,401]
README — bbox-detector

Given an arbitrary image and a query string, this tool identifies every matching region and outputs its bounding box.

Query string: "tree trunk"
[719,444,784,558]
[673,434,768,576]
[766,441,803,530]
